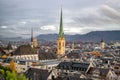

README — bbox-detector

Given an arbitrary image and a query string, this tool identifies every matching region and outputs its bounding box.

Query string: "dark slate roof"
[67,51,81,59]
[57,61,90,72]
[13,44,37,55]
[66,77,93,80]
[55,76,92,80]
[87,68,110,77]
[99,68,109,76]
[38,49,57,60]
[25,68,50,80]
[72,63,89,68]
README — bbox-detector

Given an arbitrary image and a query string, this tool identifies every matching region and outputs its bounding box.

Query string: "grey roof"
[72,62,89,68]
[67,77,92,80]
[38,49,57,60]
[57,61,90,72]
[87,68,110,77]
[13,44,37,55]
[99,68,109,76]
[25,68,50,80]
[55,76,93,80]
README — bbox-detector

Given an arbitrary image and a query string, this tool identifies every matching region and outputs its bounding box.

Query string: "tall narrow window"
[63,42,64,47]
[59,42,61,46]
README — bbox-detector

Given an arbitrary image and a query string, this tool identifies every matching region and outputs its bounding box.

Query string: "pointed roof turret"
[58,8,64,38]
[7,42,13,50]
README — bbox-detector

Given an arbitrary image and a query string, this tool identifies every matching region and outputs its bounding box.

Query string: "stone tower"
[100,39,105,49]
[31,28,38,48]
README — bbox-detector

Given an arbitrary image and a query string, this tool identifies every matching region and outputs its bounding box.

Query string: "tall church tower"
[57,8,65,55]
[31,28,33,44]
[31,28,38,48]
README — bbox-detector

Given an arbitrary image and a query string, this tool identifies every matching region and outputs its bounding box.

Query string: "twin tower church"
[31,8,65,56]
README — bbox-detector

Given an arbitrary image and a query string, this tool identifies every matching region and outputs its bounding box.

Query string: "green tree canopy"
[0,65,28,80]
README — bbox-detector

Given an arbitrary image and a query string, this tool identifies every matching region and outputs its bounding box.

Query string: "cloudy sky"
[0,0,120,38]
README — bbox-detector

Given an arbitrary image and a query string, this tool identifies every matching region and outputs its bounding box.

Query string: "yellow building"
[57,8,65,56]
[100,39,105,49]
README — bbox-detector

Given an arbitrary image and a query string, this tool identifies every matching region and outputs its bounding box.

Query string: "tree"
[17,73,28,80]
[1,54,7,58]
[9,59,16,72]
[0,64,28,80]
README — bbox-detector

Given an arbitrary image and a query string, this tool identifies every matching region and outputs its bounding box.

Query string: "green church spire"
[59,8,64,38]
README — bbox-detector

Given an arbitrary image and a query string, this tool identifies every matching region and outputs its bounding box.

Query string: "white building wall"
[13,54,38,60]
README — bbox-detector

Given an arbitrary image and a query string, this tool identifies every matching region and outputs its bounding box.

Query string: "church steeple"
[59,8,64,38]
[31,28,33,42]
[57,8,65,56]
[30,28,38,48]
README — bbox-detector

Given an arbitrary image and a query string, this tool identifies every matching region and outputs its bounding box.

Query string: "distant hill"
[0,37,23,41]
[0,30,120,42]
[37,30,120,42]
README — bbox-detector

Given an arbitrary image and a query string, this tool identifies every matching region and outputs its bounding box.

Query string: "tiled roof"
[55,76,92,80]
[13,44,37,55]
[99,68,109,76]
[57,61,90,72]
[67,76,92,80]
[25,68,50,80]
[38,49,57,60]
